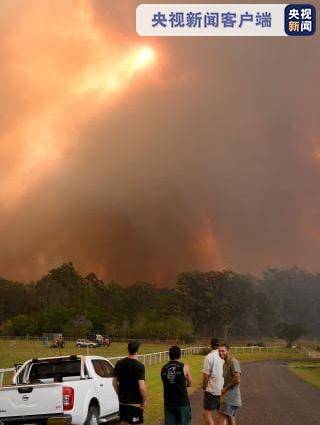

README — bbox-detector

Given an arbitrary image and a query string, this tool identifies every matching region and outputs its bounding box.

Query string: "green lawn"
[0,339,174,369]
[290,361,320,389]
[234,347,307,362]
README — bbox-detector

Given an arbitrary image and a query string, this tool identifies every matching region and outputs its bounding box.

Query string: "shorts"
[203,392,220,411]
[119,404,144,424]
[164,405,192,425]
[219,402,239,417]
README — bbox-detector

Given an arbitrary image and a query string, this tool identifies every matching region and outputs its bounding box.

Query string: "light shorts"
[219,402,239,417]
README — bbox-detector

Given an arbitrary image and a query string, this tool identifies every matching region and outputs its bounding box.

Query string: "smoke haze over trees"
[0,263,319,340]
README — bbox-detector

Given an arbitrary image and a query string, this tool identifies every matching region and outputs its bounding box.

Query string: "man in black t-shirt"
[113,340,147,425]
[161,346,192,425]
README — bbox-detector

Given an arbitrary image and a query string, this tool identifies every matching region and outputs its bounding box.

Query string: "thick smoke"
[0,0,320,284]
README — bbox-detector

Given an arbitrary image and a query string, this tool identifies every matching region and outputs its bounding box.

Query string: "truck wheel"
[85,405,99,425]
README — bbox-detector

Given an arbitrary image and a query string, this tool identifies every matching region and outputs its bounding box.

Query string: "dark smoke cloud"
[0,0,320,284]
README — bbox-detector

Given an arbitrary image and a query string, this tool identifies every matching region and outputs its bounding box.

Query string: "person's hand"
[221,388,227,395]
[141,399,148,409]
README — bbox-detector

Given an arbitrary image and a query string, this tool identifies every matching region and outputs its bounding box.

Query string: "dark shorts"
[219,402,239,417]
[119,404,144,424]
[164,406,192,425]
[203,392,220,411]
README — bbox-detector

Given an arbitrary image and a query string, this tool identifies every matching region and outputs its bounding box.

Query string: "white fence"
[231,345,281,354]
[0,345,294,386]
[0,347,205,386]
[107,346,205,367]
[107,345,297,366]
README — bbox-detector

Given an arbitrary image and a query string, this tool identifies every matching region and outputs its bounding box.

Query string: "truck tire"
[84,405,99,425]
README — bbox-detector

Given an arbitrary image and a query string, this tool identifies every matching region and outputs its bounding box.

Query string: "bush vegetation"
[1,263,319,341]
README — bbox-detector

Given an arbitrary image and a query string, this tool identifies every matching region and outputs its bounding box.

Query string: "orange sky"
[0,0,319,284]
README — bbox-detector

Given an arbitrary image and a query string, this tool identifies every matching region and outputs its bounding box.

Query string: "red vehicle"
[96,334,111,347]
[50,335,65,348]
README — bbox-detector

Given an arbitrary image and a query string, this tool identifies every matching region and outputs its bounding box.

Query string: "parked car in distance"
[75,339,98,348]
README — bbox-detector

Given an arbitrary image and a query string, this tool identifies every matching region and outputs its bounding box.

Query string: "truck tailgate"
[0,384,63,417]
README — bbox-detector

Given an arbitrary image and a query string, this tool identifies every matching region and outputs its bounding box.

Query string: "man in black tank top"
[161,346,192,425]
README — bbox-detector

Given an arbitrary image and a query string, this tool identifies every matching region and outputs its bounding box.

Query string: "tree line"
[0,263,319,341]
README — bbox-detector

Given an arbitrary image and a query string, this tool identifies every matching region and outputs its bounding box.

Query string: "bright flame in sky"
[134,47,155,69]
[0,0,157,207]
[74,45,156,97]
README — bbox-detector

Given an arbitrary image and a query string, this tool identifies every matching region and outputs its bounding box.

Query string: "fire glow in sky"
[0,0,156,207]
[1,0,320,284]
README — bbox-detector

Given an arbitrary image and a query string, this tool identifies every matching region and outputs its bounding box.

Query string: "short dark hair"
[210,337,219,349]
[169,345,181,360]
[219,343,230,350]
[128,340,140,355]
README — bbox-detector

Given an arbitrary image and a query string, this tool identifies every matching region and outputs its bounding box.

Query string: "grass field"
[234,348,307,362]
[290,360,320,389]
[0,340,308,425]
[0,339,174,369]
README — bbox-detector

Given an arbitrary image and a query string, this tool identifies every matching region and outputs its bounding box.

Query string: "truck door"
[91,359,119,416]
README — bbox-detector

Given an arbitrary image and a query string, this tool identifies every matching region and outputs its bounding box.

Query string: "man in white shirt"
[202,338,224,425]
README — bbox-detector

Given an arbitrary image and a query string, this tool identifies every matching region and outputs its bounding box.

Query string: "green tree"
[275,323,305,347]
[176,270,255,339]
[130,314,194,341]
[41,306,74,333]
[1,314,38,336]
[260,267,320,336]
[34,263,82,309]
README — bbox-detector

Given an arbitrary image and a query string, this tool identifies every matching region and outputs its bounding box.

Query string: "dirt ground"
[180,361,320,425]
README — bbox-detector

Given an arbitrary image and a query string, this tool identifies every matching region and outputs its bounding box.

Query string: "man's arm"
[222,372,240,394]
[202,355,211,390]
[138,380,147,408]
[184,364,192,387]
[202,372,210,390]
[112,377,119,394]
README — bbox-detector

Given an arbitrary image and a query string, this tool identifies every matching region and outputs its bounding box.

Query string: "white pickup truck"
[0,355,120,425]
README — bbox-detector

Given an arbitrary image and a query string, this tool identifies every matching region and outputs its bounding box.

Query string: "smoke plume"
[0,0,320,284]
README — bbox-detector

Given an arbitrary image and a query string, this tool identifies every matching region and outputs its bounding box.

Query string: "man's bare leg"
[203,409,215,425]
[216,412,228,425]
[227,417,236,425]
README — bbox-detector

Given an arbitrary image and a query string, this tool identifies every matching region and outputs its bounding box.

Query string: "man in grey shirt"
[216,344,242,425]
